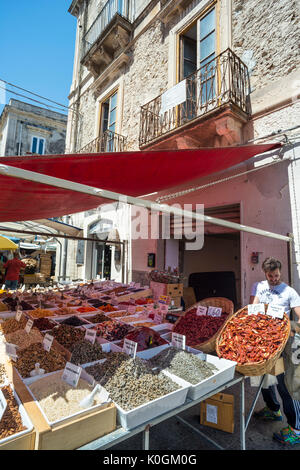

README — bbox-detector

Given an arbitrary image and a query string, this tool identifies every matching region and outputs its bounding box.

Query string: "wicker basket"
[174,297,234,354]
[215,305,291,376]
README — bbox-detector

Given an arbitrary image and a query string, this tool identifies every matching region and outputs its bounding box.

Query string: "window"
[31,136,45,155]
[179,6,216,119]
[99,90,118,151]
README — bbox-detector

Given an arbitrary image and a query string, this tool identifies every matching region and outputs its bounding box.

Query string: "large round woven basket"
[174,297,234,354]
[215,305,291,376]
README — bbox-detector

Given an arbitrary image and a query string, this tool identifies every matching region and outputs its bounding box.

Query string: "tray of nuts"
[0,384,34,445]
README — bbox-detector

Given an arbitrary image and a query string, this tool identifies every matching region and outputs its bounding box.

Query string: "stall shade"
[0,143,281,222]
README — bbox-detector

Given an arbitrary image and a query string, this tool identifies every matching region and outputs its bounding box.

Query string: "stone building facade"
[64,0,300,308]
[0,99,67,157]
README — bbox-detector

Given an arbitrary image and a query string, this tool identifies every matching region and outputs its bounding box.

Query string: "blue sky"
[0,1,77,116]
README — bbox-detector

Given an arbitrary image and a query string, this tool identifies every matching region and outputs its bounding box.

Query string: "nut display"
[94,320,133,341]
[121,327,168,351]
[50,324,85,350]
[15,343,66,378]
[0,316,28,335]
[28,308,54,318]
[5,328,43,351]
[83,313,110,324]
[59,316,88,327]
[0,385,27,439]
[33,317,57,331]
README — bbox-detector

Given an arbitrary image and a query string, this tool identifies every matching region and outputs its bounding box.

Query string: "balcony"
[81,0,132,77]
[139,49,251,149]
[77,130,127,154]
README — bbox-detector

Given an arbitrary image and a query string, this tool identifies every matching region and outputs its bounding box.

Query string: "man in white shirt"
[251,257,300,445]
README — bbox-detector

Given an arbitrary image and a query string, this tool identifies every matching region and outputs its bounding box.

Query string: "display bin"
[5,363,116,450]
[112,372,189,430]
[115,288,152,301]
[0,382,35,450]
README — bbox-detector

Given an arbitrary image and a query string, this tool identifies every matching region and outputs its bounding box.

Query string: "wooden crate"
[150,281,183,300]
[5,362,117,450]
[0,428,36,450]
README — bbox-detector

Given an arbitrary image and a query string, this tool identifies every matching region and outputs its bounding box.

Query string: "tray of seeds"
[148,346,237,400]
[27,308,56,319]
[81,312,111,324]
[4,327,43,352]
[33,317,58,332]
[53,307,79,316]
[54,315,90,327]
[0,384,34,447]
[69,340,109,366]
[84,352,189,430]
[25,370,111,428]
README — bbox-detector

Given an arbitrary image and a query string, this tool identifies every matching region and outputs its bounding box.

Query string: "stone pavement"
[109,378,298,451]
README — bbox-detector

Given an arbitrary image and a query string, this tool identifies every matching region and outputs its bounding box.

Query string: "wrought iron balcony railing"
[77,130,127,154]
[139,48,251,147]
[82,0,131,59]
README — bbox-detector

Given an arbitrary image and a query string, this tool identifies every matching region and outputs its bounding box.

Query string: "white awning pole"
[0,164,291,243]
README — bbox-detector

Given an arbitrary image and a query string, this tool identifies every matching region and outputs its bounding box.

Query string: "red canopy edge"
[0,143,281,222]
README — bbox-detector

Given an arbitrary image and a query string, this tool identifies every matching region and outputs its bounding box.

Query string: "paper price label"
[248,303,265,315]
[207,307,222,317]
[15,310,23,321]
[25,319,34,334]
[171,332,186,350]
[123,338,138,359]
[196,306,207,316]
[5,342,18,361]
[154,312,162,323]
[159,304,169,315]
[206,404,218,424]
[127,305,136,315]
[0,390,7,422]
[146,304,154,311]
[85,328,97,345]
[62,362,82,387]
[266,304,285,319]
[98,386,110,403]
[43,334,54,352]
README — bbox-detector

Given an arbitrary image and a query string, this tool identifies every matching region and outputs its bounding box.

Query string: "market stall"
[0,143,293,450]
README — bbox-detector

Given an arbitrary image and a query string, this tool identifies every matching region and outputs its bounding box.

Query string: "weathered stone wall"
[122,19,169,150]
[232,0,300,91]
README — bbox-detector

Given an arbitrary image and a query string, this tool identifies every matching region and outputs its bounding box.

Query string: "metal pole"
[245,375,265,432]
[240,378,246,450]
[142,425,150,450]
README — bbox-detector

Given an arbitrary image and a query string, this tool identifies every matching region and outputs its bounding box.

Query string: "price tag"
[248,303,265,315]
[127,305,136,315]
[196,306,207,316]
[123,338,138,359]
[98,386,110,402]
[206,404,218,424]
[159,295,170,305]
[15,309,23,322]
[25,319,34,334]
[0,390,7,422]
[171,332,186,350]
[159,304,169,315]
[84,328,97,345]
[154,312,162,323]
[62,362,82,387]
[207,306,222,317]
[43,333,54,352]
[101,343,111,353]
[266,304,285,319]
[146,304,154,311]
[5,342,18,361]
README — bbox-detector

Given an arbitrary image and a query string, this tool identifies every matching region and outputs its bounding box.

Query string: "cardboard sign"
[15,309,23,321]
[123,338,138,359]
[62,362,82,387]
[171,332,186,350]
[266,304,285,319]
[248,303,265,315]
[84,328,97,345]
[196,306,207,316]
[43,334,54,352]
[207,307,222,317]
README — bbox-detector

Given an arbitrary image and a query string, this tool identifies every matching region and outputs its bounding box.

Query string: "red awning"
[0,143,281,222]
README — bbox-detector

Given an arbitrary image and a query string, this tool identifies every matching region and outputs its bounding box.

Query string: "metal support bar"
[175,416,224,450]
[245,375,265,432]
[142,425,150,450]
[240,378,246,450]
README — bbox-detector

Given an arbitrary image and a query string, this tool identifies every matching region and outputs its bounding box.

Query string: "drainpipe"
[287,232,294,287]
